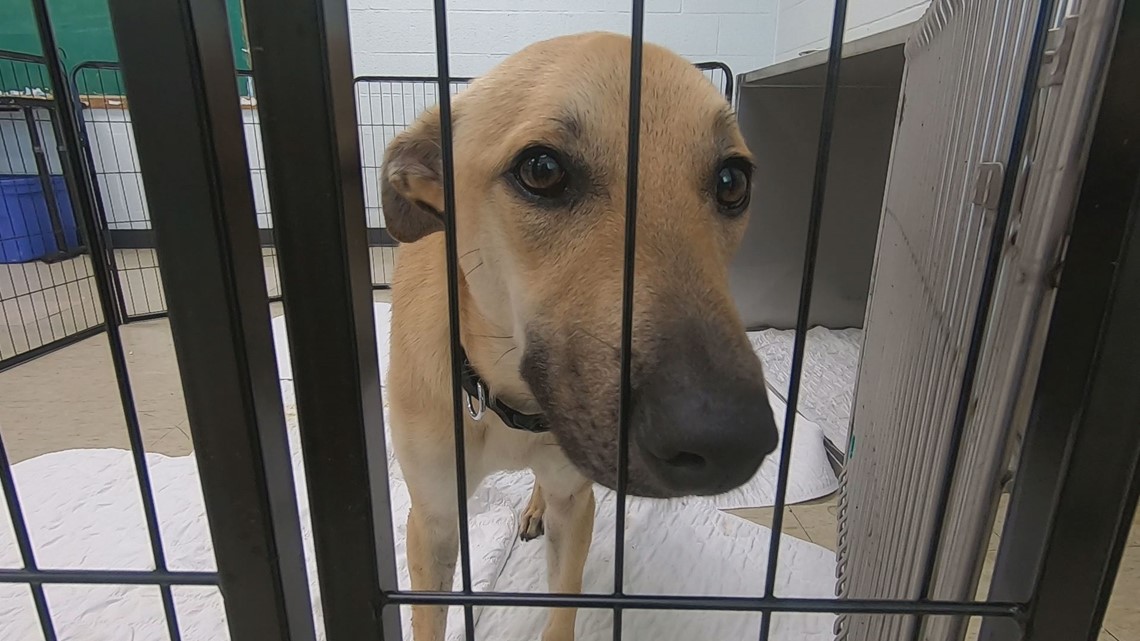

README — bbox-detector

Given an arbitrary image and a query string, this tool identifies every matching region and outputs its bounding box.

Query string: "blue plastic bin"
[0,174,81,264]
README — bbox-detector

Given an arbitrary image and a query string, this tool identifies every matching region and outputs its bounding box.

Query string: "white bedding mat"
[0,303,841,640]
[0,380,837,640]
[271,303,837,510]
[748,327,863,452]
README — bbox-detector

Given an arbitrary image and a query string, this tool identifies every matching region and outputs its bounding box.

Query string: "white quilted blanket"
[748,327,864,452]
[0,302,842,640]
[272,303,839,510]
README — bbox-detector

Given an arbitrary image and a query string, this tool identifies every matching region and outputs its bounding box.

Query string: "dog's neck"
[457,274,542,416]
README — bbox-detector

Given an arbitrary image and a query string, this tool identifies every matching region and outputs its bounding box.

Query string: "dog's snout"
[634,338,779,496]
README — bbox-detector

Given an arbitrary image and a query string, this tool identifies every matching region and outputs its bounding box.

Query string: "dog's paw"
[519,508,545,541]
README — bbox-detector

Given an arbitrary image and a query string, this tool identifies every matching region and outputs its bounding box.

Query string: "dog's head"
[381,32,778,498]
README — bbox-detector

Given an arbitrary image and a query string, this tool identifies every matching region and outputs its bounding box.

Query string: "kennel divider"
[756,0,849,637]
[980,1,1140,638]
[21,0,184,637]
[612,3,647,640]
[239,0,403,637]
[427,5,479,640]
[101,0,322,638]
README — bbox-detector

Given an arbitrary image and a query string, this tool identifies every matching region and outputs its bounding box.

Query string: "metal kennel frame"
[0,49,103,371]
[0,2,1135,641]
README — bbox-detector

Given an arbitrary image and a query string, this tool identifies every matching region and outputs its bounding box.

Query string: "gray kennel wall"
[836,0,1108,639]
[729,30,908,330]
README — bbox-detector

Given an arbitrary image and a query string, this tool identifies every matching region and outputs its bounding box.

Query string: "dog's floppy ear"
[380,106,447,243]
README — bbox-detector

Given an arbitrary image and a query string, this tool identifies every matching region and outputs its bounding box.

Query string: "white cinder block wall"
[771,0,929,63]
[348,0,780,79]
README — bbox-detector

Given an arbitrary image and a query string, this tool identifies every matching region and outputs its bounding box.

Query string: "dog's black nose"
[634,355,779,496]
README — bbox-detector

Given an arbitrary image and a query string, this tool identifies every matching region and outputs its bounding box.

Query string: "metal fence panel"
[0,50,102,370]
[835,1,1060,639]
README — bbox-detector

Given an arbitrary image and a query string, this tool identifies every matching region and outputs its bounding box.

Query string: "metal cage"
[0,0,1137,640]
[0,49,102,371]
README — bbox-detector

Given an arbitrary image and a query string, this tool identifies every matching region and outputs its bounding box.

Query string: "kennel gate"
[0,1,1136,641]
[835,0,1138,640]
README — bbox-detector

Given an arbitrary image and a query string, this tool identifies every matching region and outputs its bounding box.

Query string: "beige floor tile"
[0,320,186,464]
[789,496,838,552]
[1130,507,1140,548]
[1105,543,1140,641]
[726,506,812,544]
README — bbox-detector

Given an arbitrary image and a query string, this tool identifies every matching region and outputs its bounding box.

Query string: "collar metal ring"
[466,381,487,421]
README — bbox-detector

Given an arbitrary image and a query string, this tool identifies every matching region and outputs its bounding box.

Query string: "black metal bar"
[0,568,219,586]
[65,66,130,326]
[22,107,69,255]
[240,0,401,638]
[429,4,477,641]
[103,0,321,640]
[981,1,1140,639]
[383,591,1025,618]
[350,63,731,100]
[354,74,475,83]
[0,324,105,374]
[909,2,1057,639]
[0,434,58,640]
[757,1,847,640]
[27,1,184,639]
[614,4,647,641]
[0,49,47,64]
[692,61,734,100]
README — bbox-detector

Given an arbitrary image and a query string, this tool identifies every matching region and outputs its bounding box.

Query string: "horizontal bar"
[384,591,1025,618]
[0,325,105,374]
[104,228,397,250]
[353,74,474,83]
[0,569,218,586]
[0,49,48,64]
[352,61,732,100]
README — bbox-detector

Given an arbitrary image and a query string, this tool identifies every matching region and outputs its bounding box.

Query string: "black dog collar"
[459,346,548,434]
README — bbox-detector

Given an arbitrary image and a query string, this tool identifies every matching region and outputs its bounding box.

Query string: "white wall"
[772,0,929,63]
[348,0,780,79]
[4,3,785,236]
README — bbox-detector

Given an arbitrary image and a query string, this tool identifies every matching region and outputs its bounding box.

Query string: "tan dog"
[381,32,779,641]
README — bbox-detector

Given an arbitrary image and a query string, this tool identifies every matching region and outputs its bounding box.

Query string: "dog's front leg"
[406,492,459,641]
[534,468,595,641]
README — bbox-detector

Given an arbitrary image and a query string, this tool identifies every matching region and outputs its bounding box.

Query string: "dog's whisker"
[460,247,481,260]
[574,327,619,355]
[494,346,520,366]
[464,261,485,277]
[470,333,514,340]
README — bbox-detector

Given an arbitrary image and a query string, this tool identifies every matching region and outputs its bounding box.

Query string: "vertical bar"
[66,65,129,326]
[614,3,646,641]
[982,1,1140,638]
[0,432,57,641]
[22,108,68,255]
[430,4,477,641]
[757,2,847,640]
[103,0,320,639]
[909,2,1056,638]
[239,0,401,638]
[27,1,183,638]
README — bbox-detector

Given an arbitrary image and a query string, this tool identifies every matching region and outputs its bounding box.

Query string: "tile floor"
[0,291,1136,639]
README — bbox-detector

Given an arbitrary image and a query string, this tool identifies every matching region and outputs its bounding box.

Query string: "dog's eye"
[514,147,569,198]
[714,159,752,215]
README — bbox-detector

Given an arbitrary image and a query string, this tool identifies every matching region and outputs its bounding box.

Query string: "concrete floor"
[0,293,1136,640]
